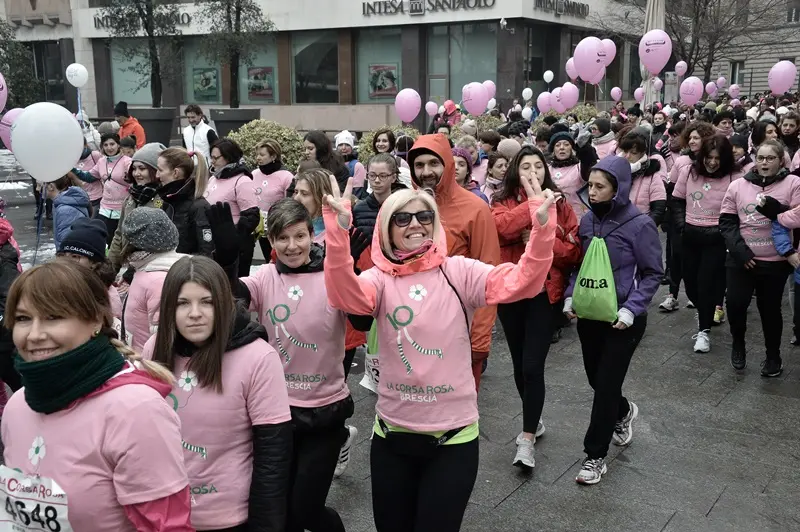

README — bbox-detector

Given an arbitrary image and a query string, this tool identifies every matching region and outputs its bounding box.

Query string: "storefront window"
[110,40,152,106]
[426,24,497,103]
[183,38,222,105]
[292,31,339,104]
[31,41,65,103]
[240,38,280,105]
[427,26,449,76]
[356,28,402,104]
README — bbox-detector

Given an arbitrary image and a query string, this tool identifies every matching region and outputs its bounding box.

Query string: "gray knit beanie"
[131,142,167,170]
[121,207,178,252]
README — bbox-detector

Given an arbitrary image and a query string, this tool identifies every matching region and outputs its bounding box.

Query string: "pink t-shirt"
[721,173,800,260]
[673,166,738,227]
[629,170,667,215]
[251,168,293,217]
[204,173,259,224]
[142,336,291,530]
[472,158,489,187]
[792,150,800,172]
[90,156,132,211]
[77,150,103,202]
[241,265,350,408]
[549,162,589,220]
[124,270,167,351]
[1,378,187,532]
[669,154,694,184]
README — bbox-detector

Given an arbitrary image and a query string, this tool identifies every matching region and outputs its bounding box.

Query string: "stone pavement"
[1,151,799,531]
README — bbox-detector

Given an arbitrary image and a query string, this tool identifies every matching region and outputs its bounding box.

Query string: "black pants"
[497,292,557,434]
[96,214,118,246]
[371,435,478,532]
[287,427,347,532]
[238,238,256,278]
[577,315,647,460]
[258,236,273,263]
[31,179,52,217]
[667,221,683,297]
[726,263,790,358]
[683,228,727,331]
[343,348,356,379]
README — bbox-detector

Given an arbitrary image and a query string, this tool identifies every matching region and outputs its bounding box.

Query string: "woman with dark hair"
[372,128,410,170]
[779,110,800,160]
[252,139,294,260]
[304,130,350,193]
[144,256,293,532]
[482,152,508,202]
[547,127,597,220]
[672,135,739,353]
[491,145,581,470]
[208,137,260,277]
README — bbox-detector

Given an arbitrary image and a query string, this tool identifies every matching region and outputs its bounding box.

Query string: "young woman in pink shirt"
[322,175,559,532]
[252,138,294,260]
[144,256,293,532]
[2,261,191,532]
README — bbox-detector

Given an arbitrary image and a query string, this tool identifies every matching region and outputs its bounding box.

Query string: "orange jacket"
[408,134,501,354]
[119,117,146,149]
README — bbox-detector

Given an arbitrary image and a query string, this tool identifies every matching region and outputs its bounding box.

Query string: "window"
[730,61,745,87]
[31,42,65,103]
[426,24,497,104]
[788,0,800,22]
[356,28,402,104]
[183,38,221,105]
[240,39,280,105]
[110,40,153,106]
[292,31,339,104]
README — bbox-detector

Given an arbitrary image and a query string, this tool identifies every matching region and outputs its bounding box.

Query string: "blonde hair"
[378,189,441,260]
[255,138,282,160]
[455,135,479,150]
[295,169,334,218]
[159,147,209,199]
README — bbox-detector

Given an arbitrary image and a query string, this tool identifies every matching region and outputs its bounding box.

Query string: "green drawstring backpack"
[572,237,618,322]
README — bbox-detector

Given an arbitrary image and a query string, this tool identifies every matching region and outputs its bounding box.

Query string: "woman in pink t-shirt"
[205,198,371,532]
[2,261,191,532]
[252,139,294,261]
[547,129,597,220]
[144,256,292,531]
[720,140,800,376]
[672,135,739,354]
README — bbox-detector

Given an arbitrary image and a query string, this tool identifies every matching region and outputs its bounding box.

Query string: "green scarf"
[14,335,126,414]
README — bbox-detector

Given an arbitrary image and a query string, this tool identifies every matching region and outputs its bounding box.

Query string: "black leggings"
[238,238,256,278]
[371,435,478,532]
[95,214,119,246]
[577,315,647,459]
[682,227,727,331]
[258,237,273,263]
[343,348,357,379]
[497,292,557,434]
[287,427,347,532]
[726,263,790,359]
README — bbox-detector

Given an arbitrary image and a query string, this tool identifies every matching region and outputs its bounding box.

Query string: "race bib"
[0,465,72,531]
[112,318,133,347]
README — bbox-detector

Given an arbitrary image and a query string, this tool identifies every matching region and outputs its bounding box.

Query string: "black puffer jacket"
[352,184,408,241]
[0,240,21,392]
[216,163,261,237]
[159,178,214,257]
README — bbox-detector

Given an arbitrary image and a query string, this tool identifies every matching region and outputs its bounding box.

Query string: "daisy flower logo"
[703,182,711,191]
[288,286,304,300]
[28,437,46,466]
[409,284,427,301]
[179,370,198,392]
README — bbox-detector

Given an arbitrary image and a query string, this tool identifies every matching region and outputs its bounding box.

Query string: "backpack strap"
[439,265,470,336]
[601,213,646,240]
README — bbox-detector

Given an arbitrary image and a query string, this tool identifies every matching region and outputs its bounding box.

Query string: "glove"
[576,129,592,148]
[205,202,240,266]
[755,196,790,221]
[349,226,370,262]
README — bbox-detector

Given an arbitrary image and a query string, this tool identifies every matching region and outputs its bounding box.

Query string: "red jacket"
[492,191,581,303]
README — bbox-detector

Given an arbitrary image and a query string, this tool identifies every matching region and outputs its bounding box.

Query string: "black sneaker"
[481,359,488,374]
[551,328,562,344]
[660,273,671,285]
[760,357,783,377]
[731,346,746,370]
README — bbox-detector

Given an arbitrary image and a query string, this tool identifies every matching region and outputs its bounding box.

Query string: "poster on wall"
[368,63,399,99]
[247,67,275,102]
[193,68,218,102]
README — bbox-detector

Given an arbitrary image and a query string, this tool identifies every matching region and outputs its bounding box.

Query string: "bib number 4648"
[5,497,61,531]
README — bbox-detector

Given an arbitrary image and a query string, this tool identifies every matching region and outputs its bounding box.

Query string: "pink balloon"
[680,76,704,106]
[0,73,7,113]
[653,78,664,91]
[462,82,489,115]
[574,37,605,82]
[634,88,645,102]
[550,88,566,114]
[0,108,23,151]
[425,101,438,117]
[716,77,727,89]
[610,87,622,102]
[705,82,718,96]
[768,60,798,94]
[394,89,421,123]
[482,80,496,100]
[601,39,616,67]
[730,98,741,107]
[585,66,605,85]
[675,61,688,77]
[639,29,672,75]
[728,84,741,98]
[536,92,551,113]
[565,57,578,81]
[560,82,580,109]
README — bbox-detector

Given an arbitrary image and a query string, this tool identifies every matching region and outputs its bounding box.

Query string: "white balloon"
[543,70,554,84]
[11,102,84,182]
[487,98,497,109]
[514,104,523,112]
[521,107,533,120]
[438,105,445,115]
[66,63,89,88]
[522,88,533,101]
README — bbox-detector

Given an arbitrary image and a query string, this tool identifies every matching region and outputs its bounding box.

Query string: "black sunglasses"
[391,210,435,227]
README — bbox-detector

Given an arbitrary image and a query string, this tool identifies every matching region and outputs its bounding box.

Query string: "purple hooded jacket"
[565,156,663,317]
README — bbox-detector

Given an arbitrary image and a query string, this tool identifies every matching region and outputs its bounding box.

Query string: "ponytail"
[193,154,209,199]
[106,332,175,384]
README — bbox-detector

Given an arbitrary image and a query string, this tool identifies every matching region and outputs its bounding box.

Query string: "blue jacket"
[53,187,90,250]
[771,221,800,284]
[566,156,663,317]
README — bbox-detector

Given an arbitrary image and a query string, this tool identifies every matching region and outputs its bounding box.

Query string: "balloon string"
[77,89,84,128]
[33,194,44,267]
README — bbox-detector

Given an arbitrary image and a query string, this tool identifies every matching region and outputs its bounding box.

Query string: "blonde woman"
[293,169,335,244]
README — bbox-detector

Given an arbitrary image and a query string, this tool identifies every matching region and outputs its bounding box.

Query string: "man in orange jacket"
[114,101,146,149]
[407,133,501,391]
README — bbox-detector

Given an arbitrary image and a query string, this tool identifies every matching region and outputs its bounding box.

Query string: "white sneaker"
[686,300,696,309]
[333,425,358,478]
[576,457,607,485]
[692,330,711,353]
[513,438,535,469]
[659,294,679,312]
[612,401,638,446]
[516,419,546,445]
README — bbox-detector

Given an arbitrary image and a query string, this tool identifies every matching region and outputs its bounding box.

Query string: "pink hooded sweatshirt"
[321,196,556,433]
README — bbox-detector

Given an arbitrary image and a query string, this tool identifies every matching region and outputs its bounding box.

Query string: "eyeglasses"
[391,210,435,227]
[756,155,778,163]
[367,172,394,182]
